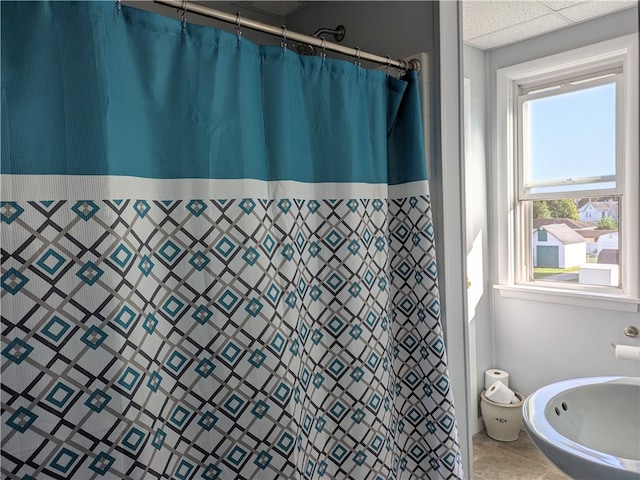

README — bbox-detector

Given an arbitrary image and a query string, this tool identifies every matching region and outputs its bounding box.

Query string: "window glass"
[530,197,620,287]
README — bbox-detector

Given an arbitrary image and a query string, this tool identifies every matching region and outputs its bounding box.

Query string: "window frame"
[493,34,639,312]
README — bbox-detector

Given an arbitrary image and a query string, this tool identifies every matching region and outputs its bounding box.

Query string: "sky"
[525,81,616,186]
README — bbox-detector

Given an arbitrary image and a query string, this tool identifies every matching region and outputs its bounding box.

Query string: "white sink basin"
[523,376,640,480]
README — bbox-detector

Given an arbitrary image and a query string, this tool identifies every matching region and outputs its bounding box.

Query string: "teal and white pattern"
[1,180,459,479]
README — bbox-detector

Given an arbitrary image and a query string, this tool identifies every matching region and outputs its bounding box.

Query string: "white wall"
[463,44,493,434]
[487,9,640,396]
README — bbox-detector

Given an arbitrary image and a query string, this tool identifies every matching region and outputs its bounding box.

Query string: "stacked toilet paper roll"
[484,369,509,390]
[485,380,518,404]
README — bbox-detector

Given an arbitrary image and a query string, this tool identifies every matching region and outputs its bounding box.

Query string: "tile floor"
[473,430,570,480]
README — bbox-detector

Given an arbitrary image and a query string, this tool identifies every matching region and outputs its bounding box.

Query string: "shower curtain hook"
[320,37,327,65]
[400,59,409,75]
[385,56,392,77]
[355,47,362,69]
[180,0,187,30]
[280,25,288,52]
[235,12,242,43]
[116,0,121,14]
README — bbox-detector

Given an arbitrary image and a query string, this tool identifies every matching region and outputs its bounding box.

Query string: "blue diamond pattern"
[118,367,141,391]
[41,316,71,343]
[36,249,67,275]
[217,289,239,311]
[151,429,166,450]
[174,460,194,480]
[122,427,146,452]
[251,400,270,419]
[170,405,191,427]
[245,298,263,317]
[1,201,24,223]
[138,255,154,276]
[81,326,107,350]
[186,200,207,216]
[159,240,181,262]
[239,198,255,214]
[192,305,213,325]
[215,237,236,257]
[198,412,218,431]
[89,452,115,475]
[254,450,273,469]
[76,261,103,286]
[133,200,150,218]
[85,389,112,413]
[45,382,75,408]
[114,305,137,330]
[71,200,99,221]
[227,446,248,467]
[2,338,34,364]
[6,406,38,433]
[189,251,210,271]
[147,371,162,392]
[1,268,29,294]
[201,464,222,479]
[242,246,260,265]
[195,358,215,378]
[143,313,158,334]
[163,295,185,318]
[167,350,188,373]
[50,448,79,474]
[110,244,133,268]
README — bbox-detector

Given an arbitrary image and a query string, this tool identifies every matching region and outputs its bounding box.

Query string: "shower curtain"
[1,2,462,479]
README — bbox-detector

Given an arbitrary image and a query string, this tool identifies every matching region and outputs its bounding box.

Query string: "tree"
[547,199,579,220]
[596,216,618,230]
[533,201,551,219]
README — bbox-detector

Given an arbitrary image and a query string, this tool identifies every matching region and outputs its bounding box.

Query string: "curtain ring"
[355,47,361,68]
[280,25,288,51]
[385,56,392,77]
[235,12,242,42]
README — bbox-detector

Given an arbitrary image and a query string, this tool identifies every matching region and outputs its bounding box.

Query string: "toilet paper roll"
[484,369,510,390]
[615,345,640,361]
[485,381,518,405]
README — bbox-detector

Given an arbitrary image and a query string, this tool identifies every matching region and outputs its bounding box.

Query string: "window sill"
[494,284,640,312]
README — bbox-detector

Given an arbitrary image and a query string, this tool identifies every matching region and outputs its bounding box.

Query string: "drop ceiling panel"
[556,0,636,22]
[463,1,552,39]
[463,0,637,50]
[467,13,570,50]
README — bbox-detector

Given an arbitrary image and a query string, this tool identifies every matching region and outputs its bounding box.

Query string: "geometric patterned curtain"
[1,2,463,479]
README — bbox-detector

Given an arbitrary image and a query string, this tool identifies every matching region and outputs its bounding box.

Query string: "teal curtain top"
[1,1,427,185]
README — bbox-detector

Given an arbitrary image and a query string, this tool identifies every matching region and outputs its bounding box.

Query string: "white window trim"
[493,34,639,312]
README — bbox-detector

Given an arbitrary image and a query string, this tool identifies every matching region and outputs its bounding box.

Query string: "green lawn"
[533,266,579,279]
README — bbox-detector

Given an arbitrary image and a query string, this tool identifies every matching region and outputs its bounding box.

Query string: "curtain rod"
[152,0,420,73]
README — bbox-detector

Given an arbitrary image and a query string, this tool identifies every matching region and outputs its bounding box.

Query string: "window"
[517,66,623,288]
[494,35,639,310]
